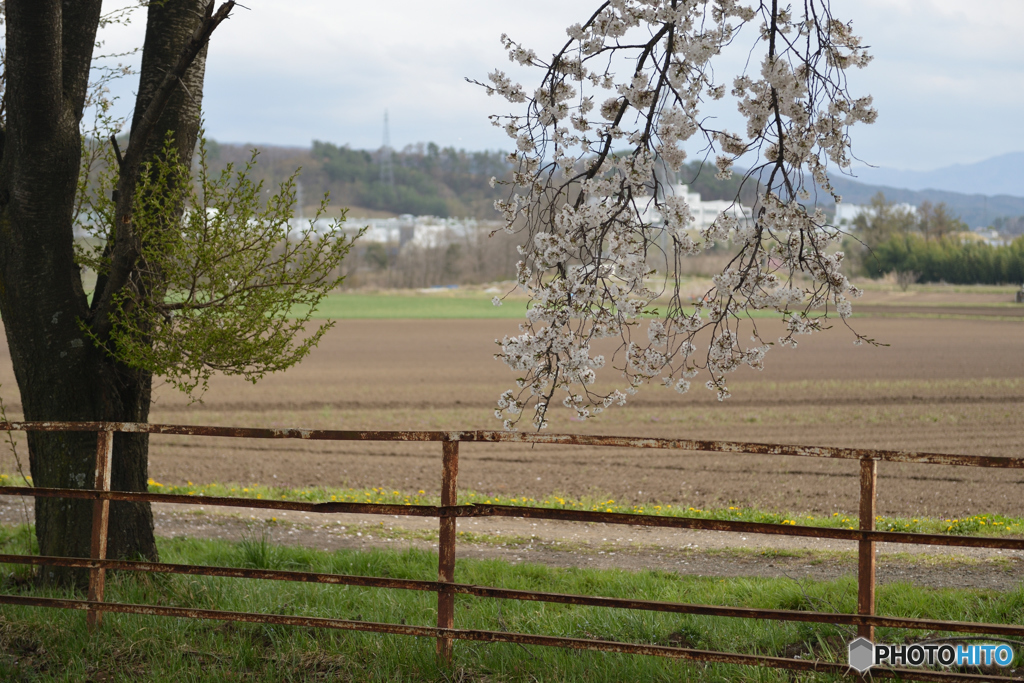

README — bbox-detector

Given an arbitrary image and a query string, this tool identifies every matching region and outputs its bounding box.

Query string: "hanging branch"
[476,0,878,430]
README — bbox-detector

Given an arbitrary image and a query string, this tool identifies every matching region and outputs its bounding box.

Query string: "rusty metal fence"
[0,422,1021,681]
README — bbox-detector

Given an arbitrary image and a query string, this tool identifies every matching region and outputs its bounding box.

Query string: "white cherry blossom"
[475,0,878,429]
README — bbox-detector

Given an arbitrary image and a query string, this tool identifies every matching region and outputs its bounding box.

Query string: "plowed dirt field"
[5,300,1020,520]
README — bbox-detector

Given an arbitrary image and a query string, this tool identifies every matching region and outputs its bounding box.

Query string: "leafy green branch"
[78,134,362,397]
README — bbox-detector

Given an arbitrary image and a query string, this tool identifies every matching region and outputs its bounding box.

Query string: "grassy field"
[301,292,529,319]
[0,527,1020,682]
[299,291,821,321]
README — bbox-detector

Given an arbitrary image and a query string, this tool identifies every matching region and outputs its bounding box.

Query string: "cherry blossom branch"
[478,0,876,429]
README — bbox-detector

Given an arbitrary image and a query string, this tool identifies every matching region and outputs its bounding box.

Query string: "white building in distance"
[640,184,753,232]
[289,183,755,253]
[288,214,491,250]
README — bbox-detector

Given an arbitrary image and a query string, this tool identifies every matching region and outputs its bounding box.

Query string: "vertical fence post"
[857,458,877,641]
[87,428,114,630]
[437,438,459,663]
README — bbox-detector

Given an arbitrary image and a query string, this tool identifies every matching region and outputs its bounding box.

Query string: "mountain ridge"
[846,152,1024,198]
[822,175,1024,228]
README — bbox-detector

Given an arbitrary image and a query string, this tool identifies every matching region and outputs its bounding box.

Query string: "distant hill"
[824,174,1024,228]
[203,142,761,220]
[846,152,1024,197]
[201,142,1024,228]
[205,140,510,219]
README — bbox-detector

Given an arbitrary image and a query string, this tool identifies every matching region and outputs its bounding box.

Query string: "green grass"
[298,292,529,319]
[139,477,1024,539]
[297,289,1022,321]
[0,526,1021,681]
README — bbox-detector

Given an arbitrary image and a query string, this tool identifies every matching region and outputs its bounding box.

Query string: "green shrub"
[866,234,1024,284]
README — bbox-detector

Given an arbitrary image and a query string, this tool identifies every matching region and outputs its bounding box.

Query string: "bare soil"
[1,313,1023,519]
[142,314,1024,520]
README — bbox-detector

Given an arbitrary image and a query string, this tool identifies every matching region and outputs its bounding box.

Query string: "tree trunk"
[0,0,211,587]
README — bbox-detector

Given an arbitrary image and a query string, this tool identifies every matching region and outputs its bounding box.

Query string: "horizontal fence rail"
[0,422,1021,681]
[2,421,1023,468]
[2,553,1022,638]
[0,595,1002,683]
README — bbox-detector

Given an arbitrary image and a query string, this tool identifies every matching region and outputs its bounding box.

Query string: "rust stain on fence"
[857,458,878,641]
[0,421,1021,680]
[436,438,459,660]
[86,429,113,630]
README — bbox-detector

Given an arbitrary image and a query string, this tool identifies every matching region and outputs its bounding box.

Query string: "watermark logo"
[848,638,873,672]
[848,637,1014,673]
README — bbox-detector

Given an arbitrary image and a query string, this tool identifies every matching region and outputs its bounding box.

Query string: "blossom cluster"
[479,0,875,429]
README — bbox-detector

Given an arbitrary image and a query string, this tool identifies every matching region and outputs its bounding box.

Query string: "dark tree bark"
[0,0,223,586]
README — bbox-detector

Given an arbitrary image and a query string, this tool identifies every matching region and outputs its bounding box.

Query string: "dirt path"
[3,499,1020,592]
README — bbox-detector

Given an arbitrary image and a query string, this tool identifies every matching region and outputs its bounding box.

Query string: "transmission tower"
[380,110,395,195]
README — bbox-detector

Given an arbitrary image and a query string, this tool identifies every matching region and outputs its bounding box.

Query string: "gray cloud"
[98,0,1023,171]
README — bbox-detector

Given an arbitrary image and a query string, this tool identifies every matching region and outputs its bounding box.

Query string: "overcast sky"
[98,0,1024,172]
